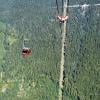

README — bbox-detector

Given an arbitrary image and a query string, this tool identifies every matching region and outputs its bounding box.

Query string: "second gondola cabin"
[22,47,31,58]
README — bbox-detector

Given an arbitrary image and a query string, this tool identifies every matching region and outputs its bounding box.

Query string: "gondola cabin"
[22,47,31,58]
[57,16,68,23]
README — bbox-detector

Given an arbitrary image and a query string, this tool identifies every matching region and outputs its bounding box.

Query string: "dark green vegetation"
[63,0,100,100]
[0,0,61,100]
[0,0,100,100]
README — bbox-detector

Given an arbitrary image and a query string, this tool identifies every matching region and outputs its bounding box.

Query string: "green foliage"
[0,0,61,100]
[0,0,100,100]
[0,32,6,65]
[0,22,6,31]
[63,1,100,99]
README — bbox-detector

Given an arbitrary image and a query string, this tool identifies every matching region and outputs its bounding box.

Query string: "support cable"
[56,0,60,14]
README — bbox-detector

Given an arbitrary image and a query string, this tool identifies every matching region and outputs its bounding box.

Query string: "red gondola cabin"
[22,47,31,58]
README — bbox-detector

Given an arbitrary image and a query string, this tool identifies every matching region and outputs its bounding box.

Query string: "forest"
[0,0,100,100]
